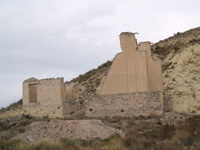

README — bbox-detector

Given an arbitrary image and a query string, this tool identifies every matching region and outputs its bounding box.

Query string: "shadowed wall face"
[29,84,37,103]
[100,32,162,95]
[65,82,79,100]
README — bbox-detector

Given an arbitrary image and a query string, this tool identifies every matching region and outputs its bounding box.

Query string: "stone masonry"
[86,92,163,118]
[22,32,163,118]
[23,77,79,118]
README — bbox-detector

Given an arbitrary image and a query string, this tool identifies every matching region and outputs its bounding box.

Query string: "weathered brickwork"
[86,92,163,118]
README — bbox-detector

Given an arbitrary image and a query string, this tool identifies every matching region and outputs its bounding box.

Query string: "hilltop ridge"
[151,26,200,59]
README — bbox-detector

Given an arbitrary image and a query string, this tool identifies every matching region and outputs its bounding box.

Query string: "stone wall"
[85,91,163,118]
[63,98,79,116]
[23,77,81,117]
[138,42,163,92]
[23,103,63,118]
[99,32,162,95]
[23,78,64,118]
[163,93,174,112]
[65,82,79,100]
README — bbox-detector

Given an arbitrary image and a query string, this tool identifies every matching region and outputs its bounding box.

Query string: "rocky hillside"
[69,61,112,103]
[152,27,200,114]
[151,27,200,60]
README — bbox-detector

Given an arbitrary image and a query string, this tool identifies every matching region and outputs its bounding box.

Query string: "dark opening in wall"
[58,107,60,109]
[70,111,75,115]
[89,108,93,112]
[121,109,124,112]
[29,84,37,103]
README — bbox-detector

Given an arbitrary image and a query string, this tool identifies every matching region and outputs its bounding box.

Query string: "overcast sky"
[0,0,200,108]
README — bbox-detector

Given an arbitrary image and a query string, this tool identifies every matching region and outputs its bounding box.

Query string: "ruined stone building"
[23,32,163,118]
[23,78,79,117]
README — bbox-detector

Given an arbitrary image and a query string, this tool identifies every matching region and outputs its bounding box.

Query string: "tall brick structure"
[100,32,162,95]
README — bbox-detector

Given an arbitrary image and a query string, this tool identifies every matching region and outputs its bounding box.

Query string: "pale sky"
[0,0,200,108]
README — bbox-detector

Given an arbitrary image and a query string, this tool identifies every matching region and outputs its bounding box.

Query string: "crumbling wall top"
[23,77,38,83]
[39,77,64,82]
[23,77,64,83]
[120,32,135,36]
[138,41,151,45]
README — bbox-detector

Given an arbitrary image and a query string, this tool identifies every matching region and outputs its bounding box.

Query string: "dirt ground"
[14,119,123,143]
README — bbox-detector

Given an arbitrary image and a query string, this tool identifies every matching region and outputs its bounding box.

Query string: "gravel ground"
[14,119,123,142]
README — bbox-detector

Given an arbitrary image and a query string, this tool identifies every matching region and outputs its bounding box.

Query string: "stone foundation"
[23,103,63,118]
[86,91,163,118]
[63,98,79,116]
[163,93,174,112]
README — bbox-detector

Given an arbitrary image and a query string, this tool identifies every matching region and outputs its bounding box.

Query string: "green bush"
[22,114,32,119]
[18,128,25,133]
[0,122,11,131]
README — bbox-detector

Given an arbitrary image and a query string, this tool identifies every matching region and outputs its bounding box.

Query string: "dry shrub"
[123,122,175,150]
[100,134,123,150]
[0,131,20,150]
[159,124,175,140]
[34,140,62,150]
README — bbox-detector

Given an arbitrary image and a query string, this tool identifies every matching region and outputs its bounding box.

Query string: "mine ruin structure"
[86,32,163,117]
[23,78,79,117]
[23,32,163,118]
[100,32,162,95]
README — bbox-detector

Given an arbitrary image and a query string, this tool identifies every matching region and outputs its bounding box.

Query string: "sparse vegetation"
[70,61,112,84]
[1,115,200,149]
[151,27,200,60]
[0,99,22,114]
[1,27,200,150]
[122,115,200,149]
[0,132,122,150]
